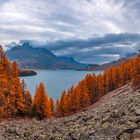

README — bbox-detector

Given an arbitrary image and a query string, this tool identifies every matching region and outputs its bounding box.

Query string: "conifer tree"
[50,97,54,116]
[58,90,67,116]
[32,83,51,119]
[24,90,32,115]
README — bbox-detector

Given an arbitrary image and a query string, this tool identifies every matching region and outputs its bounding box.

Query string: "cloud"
[0,0,140,45]
[1,0,140,63]
[43,33,140,64]
[7,33,140,64]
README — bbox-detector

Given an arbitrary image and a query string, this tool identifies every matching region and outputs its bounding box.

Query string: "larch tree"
[32,83,51,119]
[24,90,32,115]
[55,53,140,117]
[50,97,54,116]
[11,61,25,116]
[58,90,67,116]
[131,56,140,89]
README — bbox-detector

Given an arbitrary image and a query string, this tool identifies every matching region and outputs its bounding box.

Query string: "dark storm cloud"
[45,33,140,51]
[17,33,140,64]
[46,33,140,64]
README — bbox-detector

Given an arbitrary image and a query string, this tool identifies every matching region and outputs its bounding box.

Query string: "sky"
[0,0,140,64]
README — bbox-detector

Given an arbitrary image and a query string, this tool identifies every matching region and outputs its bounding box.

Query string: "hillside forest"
[0,46,140,119]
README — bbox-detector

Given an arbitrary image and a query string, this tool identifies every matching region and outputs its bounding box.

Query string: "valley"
[0,0,140,140]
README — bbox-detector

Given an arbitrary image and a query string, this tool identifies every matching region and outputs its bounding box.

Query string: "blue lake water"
[21,70,102,99]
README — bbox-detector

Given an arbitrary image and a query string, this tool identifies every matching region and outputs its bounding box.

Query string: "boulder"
[135,109,140,116]
[38,134,48,140]
[119,133,131,140]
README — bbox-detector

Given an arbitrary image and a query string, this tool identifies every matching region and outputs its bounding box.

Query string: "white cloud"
[0,0,139,45]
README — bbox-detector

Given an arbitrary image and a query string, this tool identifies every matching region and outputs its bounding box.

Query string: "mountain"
[100,52,138,70]
[125,52,138,58]
[6,42,86,69]
[6,42,138,71]
[100,58,127,70]
[84,64,101,70]
[76,58,127,71]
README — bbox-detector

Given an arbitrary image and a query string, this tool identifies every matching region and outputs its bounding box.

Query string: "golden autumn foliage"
[32,83,51,119]
[0,45,140,119]
[0,46,32,117]
[57,53,140,117]
[50,97,55,116]
[24,90,32,115]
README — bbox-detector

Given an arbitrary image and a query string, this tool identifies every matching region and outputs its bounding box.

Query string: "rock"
[119,133,131,140]
[87,129,95,136]
[133,129,140,134]
[79,133,89,140]
[88,135,96,140]
[0,136,5,140]
[137,122,140,128]
[133,116,140,124]
[111,109,124,118]
[0,84,140,140]
[48,136,56,140]
[69,132,80,140]
[38,134,48,140]
[131,129,140,140]
[5,127,16,133]
[135,109,140,116]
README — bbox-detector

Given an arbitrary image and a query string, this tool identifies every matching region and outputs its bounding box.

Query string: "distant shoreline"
[19,68,102,71]
[18,70,37,77]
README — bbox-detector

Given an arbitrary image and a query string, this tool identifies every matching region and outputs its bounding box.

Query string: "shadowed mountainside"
[6,42,86,70]
[76,58,127,71]
[6,42,137,71]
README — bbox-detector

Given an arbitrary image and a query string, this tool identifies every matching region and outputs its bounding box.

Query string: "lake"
[21,70,102,99]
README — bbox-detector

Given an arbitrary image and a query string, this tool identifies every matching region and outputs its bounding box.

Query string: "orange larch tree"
[50,97,55,116]
[32,83,51,119]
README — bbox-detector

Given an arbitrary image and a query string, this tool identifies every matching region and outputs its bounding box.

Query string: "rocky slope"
[0,83,140,140]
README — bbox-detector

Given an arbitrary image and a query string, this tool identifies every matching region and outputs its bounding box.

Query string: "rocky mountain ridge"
[6,42,86,70]
[6,42,137,71]
[0,83,140,140]
[78,58,127,71]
